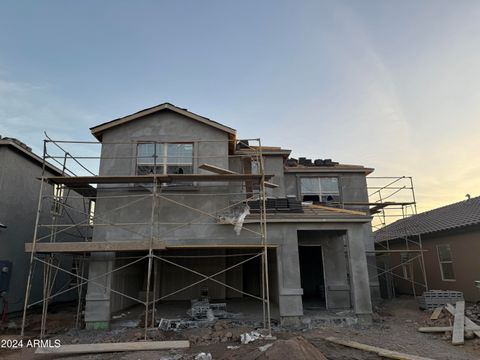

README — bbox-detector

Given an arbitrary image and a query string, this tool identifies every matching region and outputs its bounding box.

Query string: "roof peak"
[90,102,236,141]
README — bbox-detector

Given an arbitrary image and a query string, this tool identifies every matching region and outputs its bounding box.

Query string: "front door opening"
[299,245,325,309]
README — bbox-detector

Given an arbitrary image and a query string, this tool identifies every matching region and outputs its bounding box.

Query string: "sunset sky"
[1,0,479,213]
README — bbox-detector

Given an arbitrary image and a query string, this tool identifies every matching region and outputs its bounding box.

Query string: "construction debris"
[194,352,212,360]
[418,290,464,310]
[240,330,263,344]
[418,301,480,345]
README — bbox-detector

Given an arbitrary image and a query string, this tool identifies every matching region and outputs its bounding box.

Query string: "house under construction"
[22,103,381,336]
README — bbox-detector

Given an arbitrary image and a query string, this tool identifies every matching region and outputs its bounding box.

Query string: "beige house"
[374,196,480,302]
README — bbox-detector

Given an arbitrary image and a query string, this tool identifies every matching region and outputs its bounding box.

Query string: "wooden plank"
[199,163,236,175]
[452,301,465,345]
[35,340,190,354]
[264,181,278,188]
[366,250,428,253]
[322,336,434,360]
[430,307,443,320]
[418,325,480,333]
[44,174,274,185]
[446,303,480,338]
[199,163,278,188]
[307,204,366,216]
[26,240,166,253]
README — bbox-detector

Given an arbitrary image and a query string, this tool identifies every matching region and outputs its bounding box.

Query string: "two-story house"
[80,103,377,329]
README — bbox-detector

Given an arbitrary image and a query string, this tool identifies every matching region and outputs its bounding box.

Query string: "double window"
[437,244,455,281]
[300,177,340,203]
[137,143,193,175]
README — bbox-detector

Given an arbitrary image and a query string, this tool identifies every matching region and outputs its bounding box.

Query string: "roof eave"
[90,103,236,142]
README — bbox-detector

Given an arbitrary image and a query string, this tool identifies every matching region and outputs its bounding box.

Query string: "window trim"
[400,252,412,280]
[136,141,194,175]
[437,244,456,282]
[297,175,342,202]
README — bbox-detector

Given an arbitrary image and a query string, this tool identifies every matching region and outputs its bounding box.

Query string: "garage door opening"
[299,245,326,309]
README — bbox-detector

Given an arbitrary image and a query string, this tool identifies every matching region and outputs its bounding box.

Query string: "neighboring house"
[374,196,480,302]
[0,137,87,315]
[60,103,378,329]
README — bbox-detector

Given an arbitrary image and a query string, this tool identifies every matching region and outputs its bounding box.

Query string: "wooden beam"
[35,340,189,354]
[418,325,480,333]
[452,301,465,345]
[430,307,443,320]
[199,163,278,188]
[25,240,166,253]
[199,163,236,175]
[367,250,428,254]
[264,181,279,188]
[307,204,366,216]
[321,337,434,360]
[43,173,274,185]
[446,303,480,338]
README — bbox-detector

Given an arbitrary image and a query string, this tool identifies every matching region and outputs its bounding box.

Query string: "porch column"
[346,226,373,319]
[84,252,114,329]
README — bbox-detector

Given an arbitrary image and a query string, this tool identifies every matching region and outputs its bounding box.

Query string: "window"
[51,184,65,215]
[400,253,412,280]
[137,143,193,175]
[88,200,96,225]
[300,177,340,203]
[437,244,455,281]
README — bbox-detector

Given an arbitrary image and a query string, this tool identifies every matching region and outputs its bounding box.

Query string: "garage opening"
[299,245,325,309]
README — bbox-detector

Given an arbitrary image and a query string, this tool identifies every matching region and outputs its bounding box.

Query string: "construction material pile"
[417,301,480,345]
[418,290,464,310]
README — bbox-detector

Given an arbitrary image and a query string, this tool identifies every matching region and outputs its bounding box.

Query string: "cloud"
[0,77,97,153]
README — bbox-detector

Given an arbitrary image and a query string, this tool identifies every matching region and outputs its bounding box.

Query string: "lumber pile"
[417,301,480,345]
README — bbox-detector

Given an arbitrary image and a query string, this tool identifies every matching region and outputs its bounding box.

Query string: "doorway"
[298,245,326,309]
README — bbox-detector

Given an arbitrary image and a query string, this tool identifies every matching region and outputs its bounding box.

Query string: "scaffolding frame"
[365,176,428,299]
[20,135,274,339]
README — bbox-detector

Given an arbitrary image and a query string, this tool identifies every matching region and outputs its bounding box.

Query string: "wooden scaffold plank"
[35,340,190,354]
[452,301,465,345]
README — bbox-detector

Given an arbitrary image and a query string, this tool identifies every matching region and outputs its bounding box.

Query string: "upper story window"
[437,244,455,281]
[137,143,193,175]
[300,177,340,203]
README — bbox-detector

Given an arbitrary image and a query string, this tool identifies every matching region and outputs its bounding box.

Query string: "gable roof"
[0,138,63,176]
[374,196,480,242]
[90,102,236,141]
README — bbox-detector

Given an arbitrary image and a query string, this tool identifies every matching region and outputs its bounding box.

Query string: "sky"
[0,0,479,214]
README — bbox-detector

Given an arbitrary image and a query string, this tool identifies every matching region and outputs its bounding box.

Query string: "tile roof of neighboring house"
[374,196,480,242]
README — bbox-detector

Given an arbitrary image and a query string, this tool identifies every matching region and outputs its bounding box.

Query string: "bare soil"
[1,296,479,359]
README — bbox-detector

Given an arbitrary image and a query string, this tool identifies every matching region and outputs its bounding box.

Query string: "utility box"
[0,260,12,294]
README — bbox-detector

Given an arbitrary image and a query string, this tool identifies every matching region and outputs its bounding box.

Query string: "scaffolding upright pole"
[144,176,158,339]
[257,139,272,336]
[21,140,48,337]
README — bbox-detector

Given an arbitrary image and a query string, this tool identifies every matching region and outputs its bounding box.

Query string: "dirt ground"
[1,296,479,360]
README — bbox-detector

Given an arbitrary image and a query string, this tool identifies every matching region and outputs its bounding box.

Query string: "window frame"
[136,141,194,175]
[436,244,456,282]
[298,175,341,203]
[51,183,65,215]
[400,252,413,280]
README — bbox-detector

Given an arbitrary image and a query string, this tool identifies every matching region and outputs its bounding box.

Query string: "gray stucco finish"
[84,109,375,327]
[0,145,85,313]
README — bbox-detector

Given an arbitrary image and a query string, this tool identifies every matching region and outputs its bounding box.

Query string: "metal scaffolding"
[365,176,428,299]
[20,135,274,339]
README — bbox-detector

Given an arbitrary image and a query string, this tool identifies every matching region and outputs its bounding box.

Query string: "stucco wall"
[0,146,88,313]
[377,226,480,302]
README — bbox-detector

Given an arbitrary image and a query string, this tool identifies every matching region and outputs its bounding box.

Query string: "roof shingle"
[374,196,480,242]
